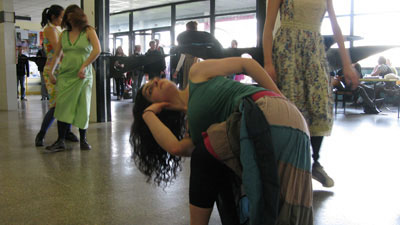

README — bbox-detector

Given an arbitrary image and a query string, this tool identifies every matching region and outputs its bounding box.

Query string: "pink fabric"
[251,90,281,101]
[234,74,245,81]
[202,132,220,160]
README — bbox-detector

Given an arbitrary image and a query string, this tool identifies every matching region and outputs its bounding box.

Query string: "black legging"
[57,121,87,142]
[311,136,323,164]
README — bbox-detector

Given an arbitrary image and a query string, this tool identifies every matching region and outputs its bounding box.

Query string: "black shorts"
[189,142,233,208]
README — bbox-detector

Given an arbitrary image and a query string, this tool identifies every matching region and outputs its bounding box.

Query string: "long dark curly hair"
[130,86,186,187]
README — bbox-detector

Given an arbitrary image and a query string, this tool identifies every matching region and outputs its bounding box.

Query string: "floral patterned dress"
[43,23,61,108]
[273,0,333,136]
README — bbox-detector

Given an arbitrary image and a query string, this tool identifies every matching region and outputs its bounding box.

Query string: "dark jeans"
[17,75,26,99]
[115,77,125,97]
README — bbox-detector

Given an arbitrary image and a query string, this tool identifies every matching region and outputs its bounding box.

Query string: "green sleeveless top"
[187,76,265,144]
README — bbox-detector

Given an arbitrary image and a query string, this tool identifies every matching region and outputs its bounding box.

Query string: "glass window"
[332,0,351,15]
[215,13,257,48]
[357,48,400,68]
[352,13,400,67]
[133,6,171,31]
[176,1,210,19]
[354,0,400,14]
[109,34,114,54]
[134,31,152,54]
[353,13,400,46]
[215,0,256,14]
[115,35,129,56]
[110,13,129,33]
[321,16,351,36]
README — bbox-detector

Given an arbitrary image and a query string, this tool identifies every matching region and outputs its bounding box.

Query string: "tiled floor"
[1,96,400,225]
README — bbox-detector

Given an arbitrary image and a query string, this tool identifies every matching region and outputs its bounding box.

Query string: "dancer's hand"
[343,65,360,90]
[264,63,277,83]
[144,102,170,115]
[49,72,57,84]
[78,67,86,79]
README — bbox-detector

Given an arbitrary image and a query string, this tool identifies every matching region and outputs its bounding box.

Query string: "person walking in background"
[35,5,79,147]
[113,46,126,100]
[173,21,223,89]
[263,0,359,187]
[154,39,166,78]
[144,40,166,80]
[132,44,144,101]
[16,46,29,101]
[173,21,219,89]
[45,4,100,152]
[35,44,48,100]
[154,39,164,56]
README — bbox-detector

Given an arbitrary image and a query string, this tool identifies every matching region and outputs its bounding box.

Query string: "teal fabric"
[239,104,265,225]
[188,76,265,144]
[269,126,311,172]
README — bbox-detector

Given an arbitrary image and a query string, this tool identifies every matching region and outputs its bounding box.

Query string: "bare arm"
[47,31,63,84]
[370,65,381,76]
[262,0,282,82]
[142,102,195,157]
[142,111,194,157]
[327,0,359,89]
[189,57,284,96]
[78,27,101,79]
[175,54,186,72]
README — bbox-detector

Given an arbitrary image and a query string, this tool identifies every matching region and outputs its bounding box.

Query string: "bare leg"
[190,204,212,225]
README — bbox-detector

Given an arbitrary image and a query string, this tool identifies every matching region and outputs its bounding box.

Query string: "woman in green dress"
[45,4,101,152]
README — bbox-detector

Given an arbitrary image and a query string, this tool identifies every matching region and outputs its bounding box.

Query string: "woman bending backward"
[131,57,314,225]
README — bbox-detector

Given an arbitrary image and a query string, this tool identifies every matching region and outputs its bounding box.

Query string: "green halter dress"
[54,30,93,130]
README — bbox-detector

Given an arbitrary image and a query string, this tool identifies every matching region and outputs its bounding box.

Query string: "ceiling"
[109,0,188,13]
[13,0,188,22]
[13,0,80,22]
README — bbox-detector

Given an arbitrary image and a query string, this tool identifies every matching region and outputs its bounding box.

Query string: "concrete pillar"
[0,0,17,110]
[82,0,110,123]
[82,0,98,123]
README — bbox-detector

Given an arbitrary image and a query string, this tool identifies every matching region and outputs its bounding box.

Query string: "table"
[359,78,398,82]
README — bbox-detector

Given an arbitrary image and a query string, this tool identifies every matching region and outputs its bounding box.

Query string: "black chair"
[334,89,354,114]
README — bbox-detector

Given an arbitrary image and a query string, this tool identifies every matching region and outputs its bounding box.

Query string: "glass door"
[132,28,171,80]
[134,30,152,54]
[114,34,130,56]
[153,29,171,79]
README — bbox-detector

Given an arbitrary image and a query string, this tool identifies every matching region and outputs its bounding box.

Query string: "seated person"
[386,58,398,75]
[334,63,381,114]
[370,56,399,99]
[371,56,393,78]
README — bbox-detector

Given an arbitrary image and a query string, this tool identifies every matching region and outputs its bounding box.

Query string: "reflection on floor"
[1,96,399,225]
